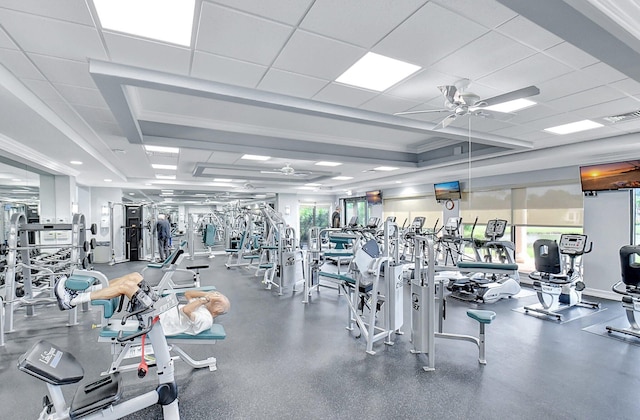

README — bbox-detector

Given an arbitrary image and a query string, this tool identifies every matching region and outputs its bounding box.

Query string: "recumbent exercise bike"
[525,233,600,321]
[606,245,640,339]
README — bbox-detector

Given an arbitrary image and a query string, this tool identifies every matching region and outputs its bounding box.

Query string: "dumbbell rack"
[1,213,96,346]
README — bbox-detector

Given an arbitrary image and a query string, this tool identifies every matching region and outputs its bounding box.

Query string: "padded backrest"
[532,239,562,274]
[620,245,640,287]
[170,249,184,264]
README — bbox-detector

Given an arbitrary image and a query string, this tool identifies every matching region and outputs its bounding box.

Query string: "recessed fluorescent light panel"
[332,176,354,181]
[151,164,177,170]
[93,0,196,46]
[241,154,271,161]
[544,119,603,134]
[214,178,232,182]
[70,160,83,165]
[144,145,179,154]
[336,52,421,91]
[482,98,536,113]
[104,179,112,182]
[305,183,322,186]
[374,166,398,171]
[155,174,176,180]
[315,161,342,167]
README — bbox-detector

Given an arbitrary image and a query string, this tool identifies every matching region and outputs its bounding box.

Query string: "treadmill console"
[559,234,588,255]
[485,219,507,239]
[411,217,425,230]
[366,217,380,229]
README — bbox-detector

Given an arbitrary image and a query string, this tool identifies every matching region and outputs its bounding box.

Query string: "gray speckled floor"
[1,256,640,419]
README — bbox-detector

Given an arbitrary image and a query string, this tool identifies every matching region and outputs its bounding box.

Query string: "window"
[383,197,441,231]
[512,183,583,271]
[299,203,330,247]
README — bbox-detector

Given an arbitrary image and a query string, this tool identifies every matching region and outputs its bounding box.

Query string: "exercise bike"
[447,219,521,304]
[525,233,600,321]
[17,292,181,419]
[606,245,640,339]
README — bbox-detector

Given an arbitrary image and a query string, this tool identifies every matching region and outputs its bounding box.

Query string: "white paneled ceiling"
[0,0,639,204]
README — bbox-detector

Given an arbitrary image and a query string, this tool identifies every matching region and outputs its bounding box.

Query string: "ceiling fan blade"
[473,109,516,122]
[433,114,457,130]
[479,85,540,107]
[438,85,458,104]
[394,109,451,116]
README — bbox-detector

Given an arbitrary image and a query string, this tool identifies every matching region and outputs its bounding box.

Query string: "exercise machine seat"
[620,245,640,288]
[457,261,519,272]
[466,309,496,324]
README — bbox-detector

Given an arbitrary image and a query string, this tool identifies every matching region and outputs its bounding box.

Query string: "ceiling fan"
[260,163,311,176]
[395,79,540,129]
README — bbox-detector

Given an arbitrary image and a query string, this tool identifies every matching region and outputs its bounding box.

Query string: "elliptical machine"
[447,219,521,303]
[525,233,600,321]
[17,290,181,419]
[606,245,640,339]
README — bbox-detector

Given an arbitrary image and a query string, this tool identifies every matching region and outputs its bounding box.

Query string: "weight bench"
[142,245,209,292]
[66,271,226,374]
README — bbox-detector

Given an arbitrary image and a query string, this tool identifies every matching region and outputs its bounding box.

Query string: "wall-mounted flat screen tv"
[366,190,382,205]
[434,181,461,201]
[580,160,640,191]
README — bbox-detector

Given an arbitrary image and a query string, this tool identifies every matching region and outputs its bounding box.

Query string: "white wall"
[583,189,633,299]
[90,187,123,243]
[276,193,300,240]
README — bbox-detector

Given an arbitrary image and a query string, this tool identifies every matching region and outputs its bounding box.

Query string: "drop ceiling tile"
[609,78,640,97]
[543,42,599,70]
[104,33,191,75]
[432,0,517,29]
[300,0,427,48]
[0,9,106,62]
[580,62,628,85]
[312,82,378,107]
[574,97,640,120]
[72,104,116,124]
[273,30,366,80]
[258,68,327,98]
[191,51,267,88]
[478,53,573,91]
[196,3,293,66]
[0,27,17,49]
[373,2,488,67]
[20,79,64,102]
[28,54,97,89]
[547,86,624,113]
[0,48,44,80]
[53,84,109,108]
[536,71,604,103]
[359,94,423,115]
[496,15,563,51]
[431,31,536,81]
[0,0,94,25]
[208,0,314,25]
